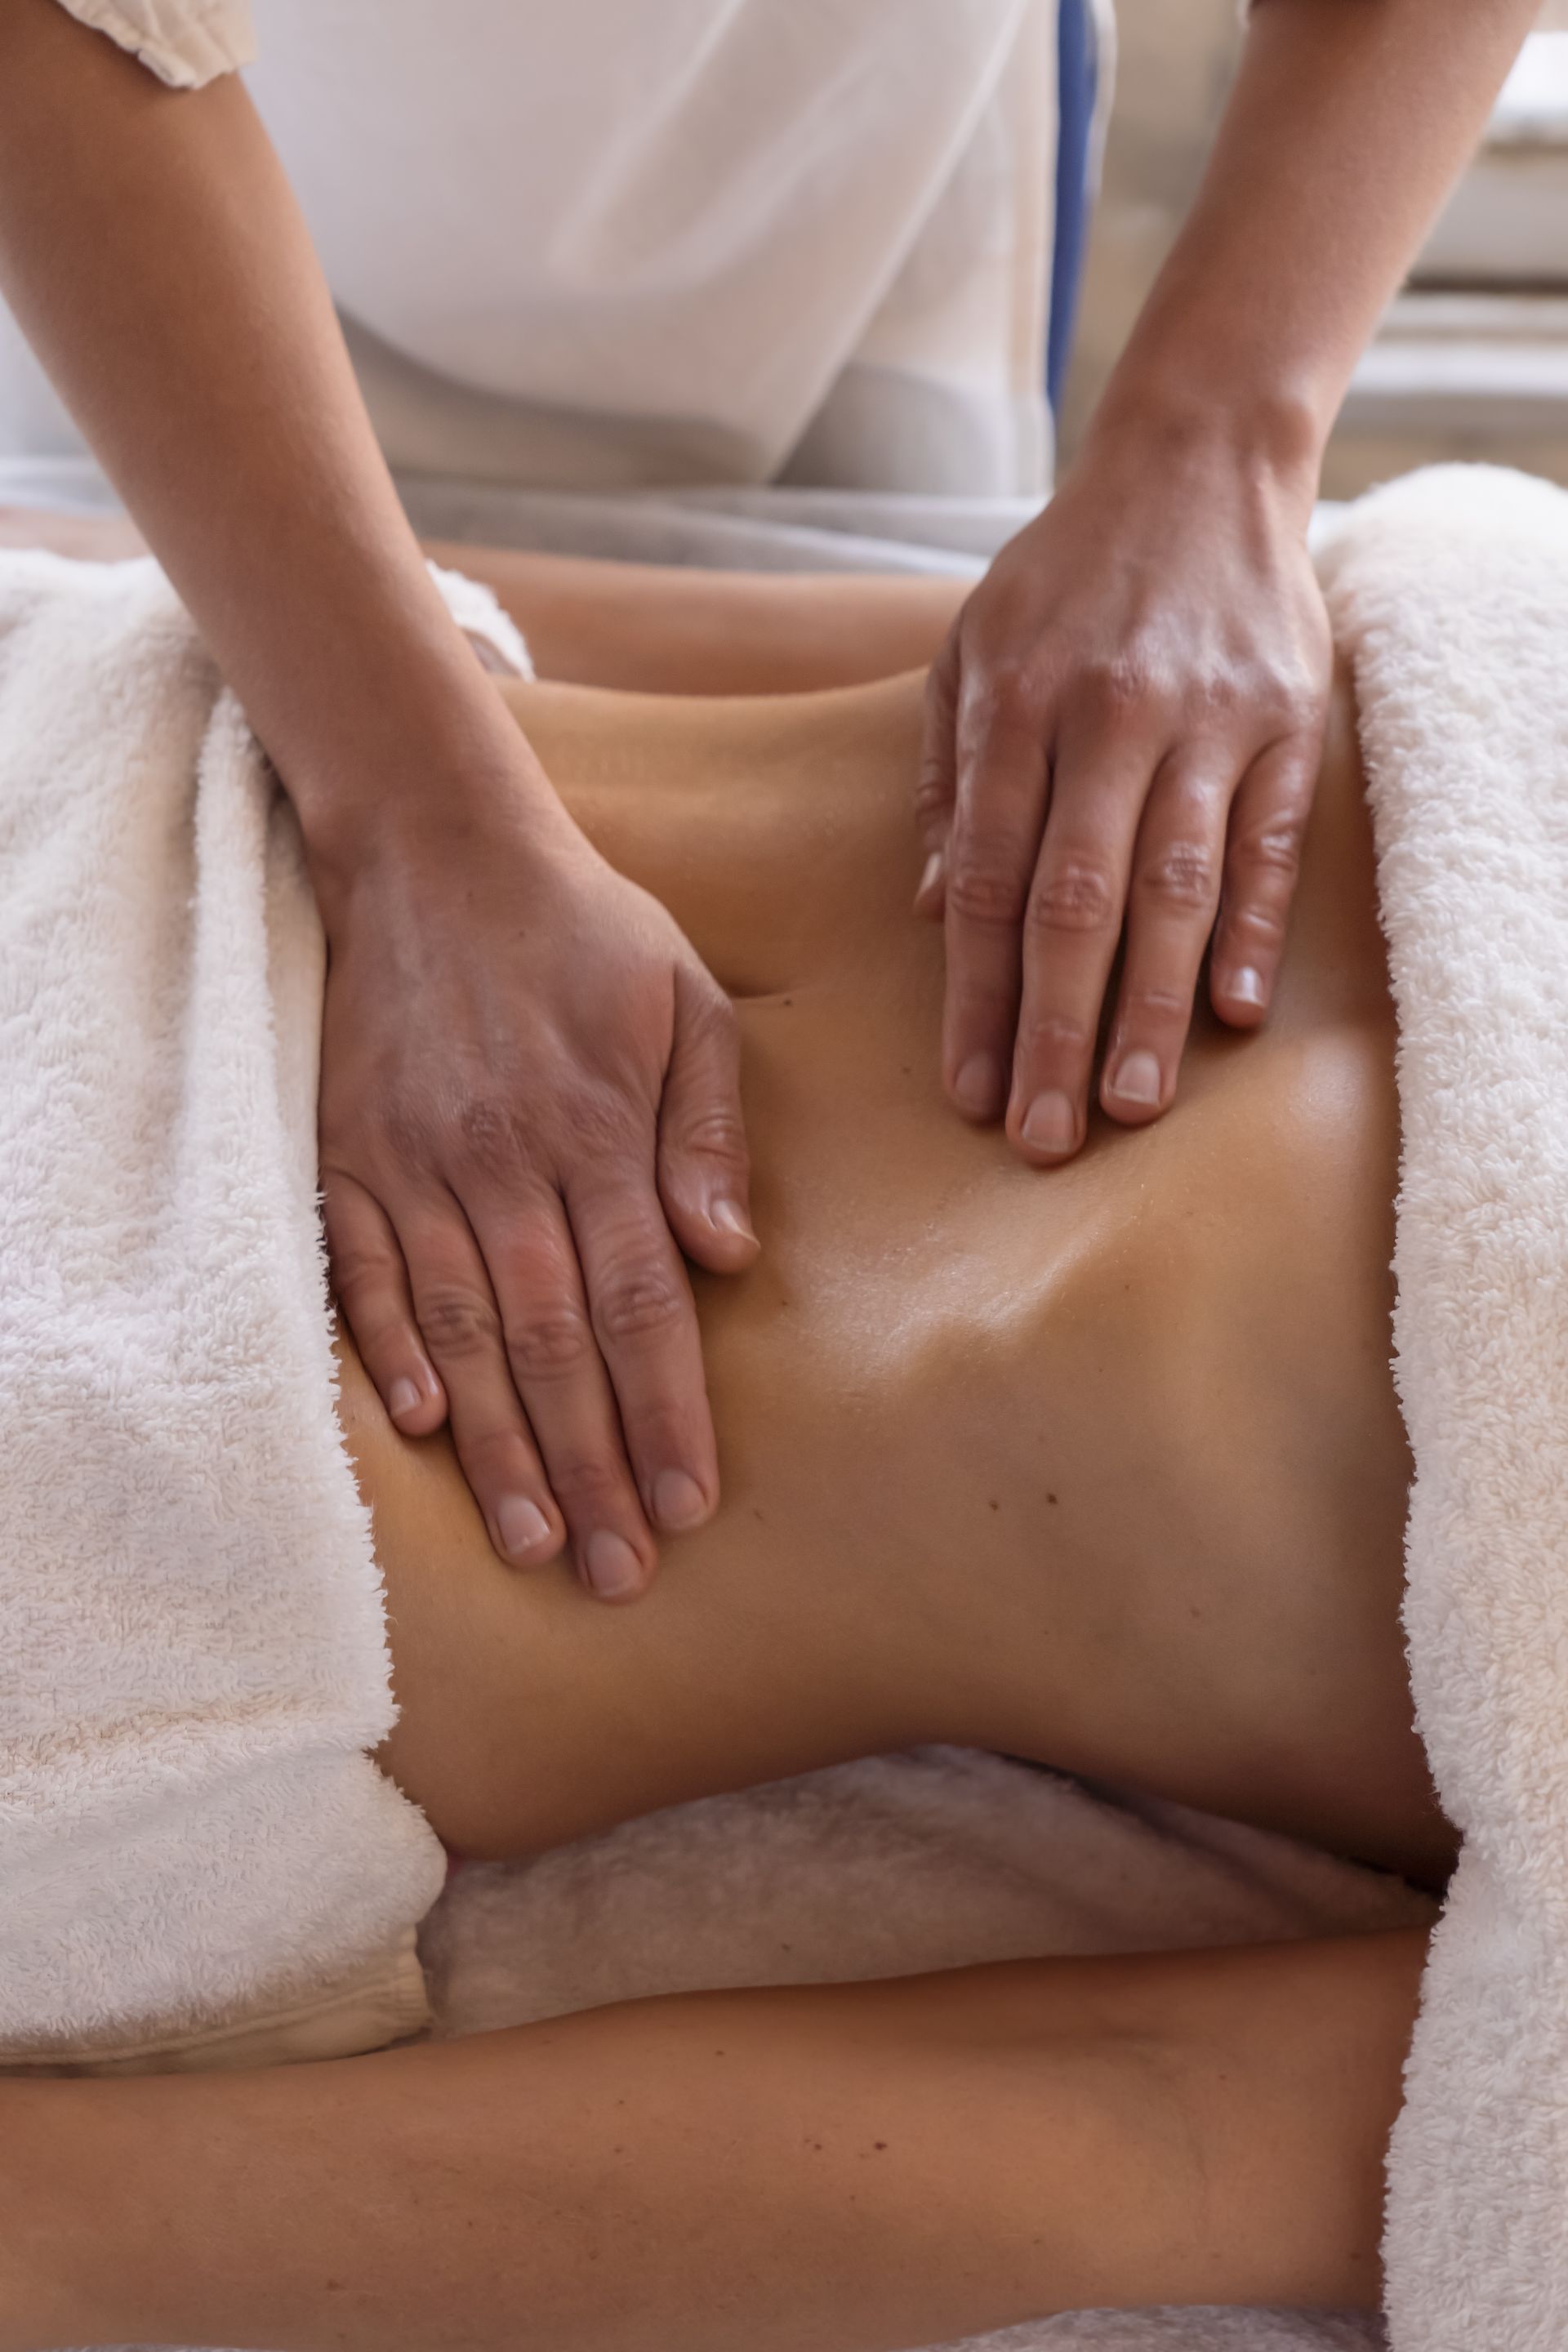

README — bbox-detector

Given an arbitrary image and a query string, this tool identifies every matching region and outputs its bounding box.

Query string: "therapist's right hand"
[315,767,759,1603]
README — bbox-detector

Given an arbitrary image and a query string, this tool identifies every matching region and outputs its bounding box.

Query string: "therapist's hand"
[915,421,1332,1163]
[316,765,757,1602]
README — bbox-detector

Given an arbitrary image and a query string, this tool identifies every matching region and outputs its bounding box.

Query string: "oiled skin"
[345,666,1450,1886]
[0,537,1443,2352]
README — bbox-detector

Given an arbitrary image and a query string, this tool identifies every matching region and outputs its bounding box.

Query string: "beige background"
[1058,0,1244,466]
[1059,0,1568,492]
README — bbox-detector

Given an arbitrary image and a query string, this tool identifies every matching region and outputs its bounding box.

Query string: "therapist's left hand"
[315,763,759,1603]
[915,419,1332,1164]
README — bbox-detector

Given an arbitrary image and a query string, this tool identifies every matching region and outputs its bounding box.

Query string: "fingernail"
[1108,1049,1162,1107]
[497,1494,551,1558]
[955,1053,1001,1117]
[1229,965,1267,1007]
[653,1468,710,1531]
[1021,1090,1076,1156]
[711,1198,755,1244]
[584,1530,645,1600]
[917,849,944,900]
[388,1377,423,1423]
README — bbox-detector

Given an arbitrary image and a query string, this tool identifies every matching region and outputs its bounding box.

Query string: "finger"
[322,1168,446,1437]
[914,628,961,920]
[568,1158,719,1547]
[1098,752,1232,1129]
[941,676,1054,1124]
[1208,735,1316,1031]
[657,964,759,1276]
[466,1184,658,1602]
[1004,732,1154,1165]
[396,1196,568,1570]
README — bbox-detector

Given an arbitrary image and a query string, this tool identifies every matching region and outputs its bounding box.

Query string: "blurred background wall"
[1060,0,1568,495]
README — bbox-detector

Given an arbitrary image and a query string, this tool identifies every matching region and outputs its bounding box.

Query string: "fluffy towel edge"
[0,550,530,2072]
[1319,464,1568,2350]
[0,1925,431,2077]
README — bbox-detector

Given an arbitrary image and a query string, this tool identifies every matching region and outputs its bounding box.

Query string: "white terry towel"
[0,551,524,2074]
[1316,465,1568,2350]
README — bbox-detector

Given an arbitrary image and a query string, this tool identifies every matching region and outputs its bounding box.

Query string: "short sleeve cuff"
[51,0,256,89]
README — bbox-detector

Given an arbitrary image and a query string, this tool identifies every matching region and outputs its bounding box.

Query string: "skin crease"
[0,650,1449,2352]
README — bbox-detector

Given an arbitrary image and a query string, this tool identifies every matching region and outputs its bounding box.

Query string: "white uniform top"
[2,0,1057,501]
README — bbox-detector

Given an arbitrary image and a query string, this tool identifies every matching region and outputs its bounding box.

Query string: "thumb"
[657,964,759,1274]
[915,626,961,919]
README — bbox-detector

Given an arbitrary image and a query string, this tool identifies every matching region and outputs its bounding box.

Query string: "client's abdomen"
[359,670,1449,1883]
[982,673,1442,1877]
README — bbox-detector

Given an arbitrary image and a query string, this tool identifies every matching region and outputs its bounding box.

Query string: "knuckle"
[1220,659,1322,741]
[977,654,1036,717]
[623,1398,691,1469]
[1263,659,1325,729]
[685,968,737,1032]
[947,848,1031,929]
[924,627,960,702]
[453,1094,532,1185]
[1027,855,1119,937]
[1120,982,1192,1028]
[672,1106,749,1174]
[1181,657,1295,731]
[683,985,742,1070]
[593,1263,687,1349]
[326,1235,395,1299]
[460,1423,533,1479]
[1183,665,1248,727]
[506,1306,594,1383]
[418,1286,502,1361]
[379,1092,443,1173]
[950,982,1016,1044]
[1235,815,1305,884]
[1225,894,1290,952]
[452,1084,643,1189]
[1076,655,1156,727]
[1137,839,1218,912]
[915,764,954,832]
[956,662,1049,760]
[707,985,742,1045]
[345,1304,418,1364]
[546,1451,631,1515]
[1016,1011,1094,1066]
[563,1084,645,1164]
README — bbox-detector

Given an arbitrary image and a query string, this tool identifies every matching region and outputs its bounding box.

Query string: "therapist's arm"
[0,0,760,1598]
[919,0,1538,1165]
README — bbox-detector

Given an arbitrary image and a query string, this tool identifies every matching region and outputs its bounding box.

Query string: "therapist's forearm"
[1085,0,1538,498]
[0,0,543,882]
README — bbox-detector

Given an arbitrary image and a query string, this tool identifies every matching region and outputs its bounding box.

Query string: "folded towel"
[1317,465,1568,2350]
[0,552,523,2070]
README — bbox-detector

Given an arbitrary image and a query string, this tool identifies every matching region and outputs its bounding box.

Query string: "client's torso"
[344,669,1446,1882]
